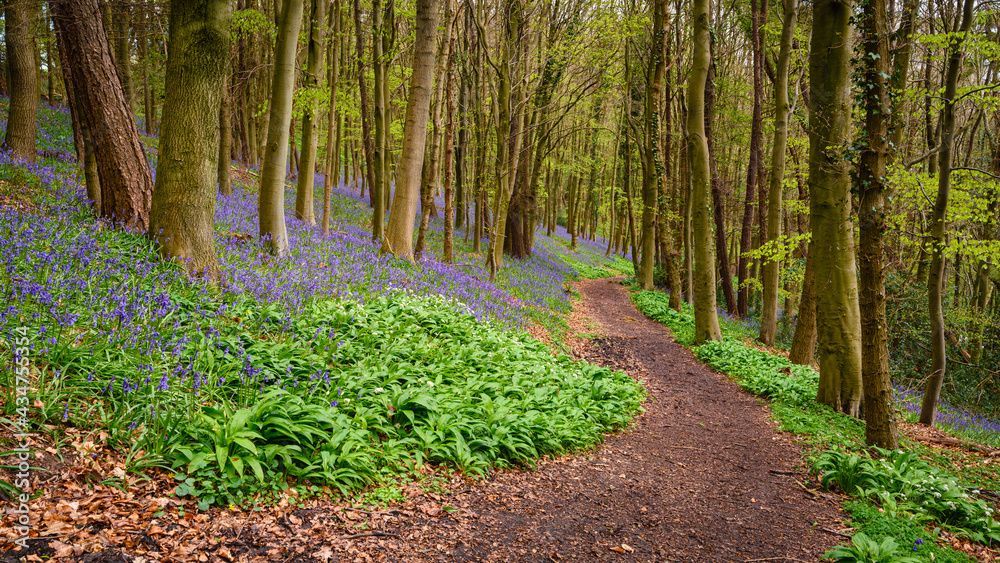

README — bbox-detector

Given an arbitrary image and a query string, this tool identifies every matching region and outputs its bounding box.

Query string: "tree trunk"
[759,0,798,345]
[809,0,863,417]
[921,0,974,426]
[294,0,325,225]
[485,0,524,279]
[705,53,737,312]
[54,24,102,208]
[736,0,765,318]
[442,13,456,263]
[789,246,817,365]
[414,5,447,259]
[148,0,230,276]
[371,0,392,242]
[687,0,721,343]
[322,0,341,237]
[111,1,134,109]
[51,0,154,230]
[3,0,38,163]
[352,0,376,218]
[856,0,898,448]
[380,0,439,260]
[257,0,304,254]
[218,71,233,196]
[637,0,667,290]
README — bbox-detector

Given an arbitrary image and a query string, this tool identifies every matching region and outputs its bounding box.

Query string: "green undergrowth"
[0,209,646,510]
[630,288,996,563]
[89,292,645,508]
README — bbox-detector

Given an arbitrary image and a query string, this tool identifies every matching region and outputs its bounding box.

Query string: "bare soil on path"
[442,278,844,562]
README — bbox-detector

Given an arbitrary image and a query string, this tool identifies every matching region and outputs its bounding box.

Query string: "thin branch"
[953,167,1000,180]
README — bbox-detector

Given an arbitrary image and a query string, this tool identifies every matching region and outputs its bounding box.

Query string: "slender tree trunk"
[485,0,524,279]
[371,0,389,241]
[442,4,456,263]
[294,0,325,225]
[352,0,376,218]
[809,0,863,417]
[51,0,154,230]
[921,0,974,426]
[637,0,668,290]
[218,71,233,196]
[736,0,764,318]
[3,0,38,163]
[140,11,153,134]
[705,53,737,312]
[856,0,899,448]
[111,1,134,110]
[148,0,230,276]
[322,0,341,236]
[257,0,304,254]
[759,0,798,345]
[687,0,721,343]
[380,0,439,260]
[888,0,917,154]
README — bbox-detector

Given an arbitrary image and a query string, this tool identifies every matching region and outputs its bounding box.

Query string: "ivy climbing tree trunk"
[809,0,863,417]
[687,0,722,343]
[636,0,668,290]
[856,0,899,448]
[148,0,231,276]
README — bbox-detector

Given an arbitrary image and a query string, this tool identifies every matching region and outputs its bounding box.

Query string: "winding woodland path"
[437,277,845,562]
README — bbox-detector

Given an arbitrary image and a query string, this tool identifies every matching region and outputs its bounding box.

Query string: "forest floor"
[2,277,850,563]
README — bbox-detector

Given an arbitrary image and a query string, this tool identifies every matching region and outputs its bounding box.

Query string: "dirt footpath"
[445,278,844,562]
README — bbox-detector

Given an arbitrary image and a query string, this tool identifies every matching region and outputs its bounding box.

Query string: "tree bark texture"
[51,0,154,230]
[921,0,974,426]
[148,0,231,276]
[381,0,440,260]
[257,0,304,254]
[687,0,722,343]
[857,0,899,448]
[3,0,38,163]
[809,0,863,417]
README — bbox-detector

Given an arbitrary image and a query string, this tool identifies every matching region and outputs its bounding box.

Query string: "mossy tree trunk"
[808,0,863,417]
[636,0,668,291]
[3,0,38,163]
[856,0,899,449]
[759,0,798,345]
[687,0,722,343]
[148,0,231,277]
